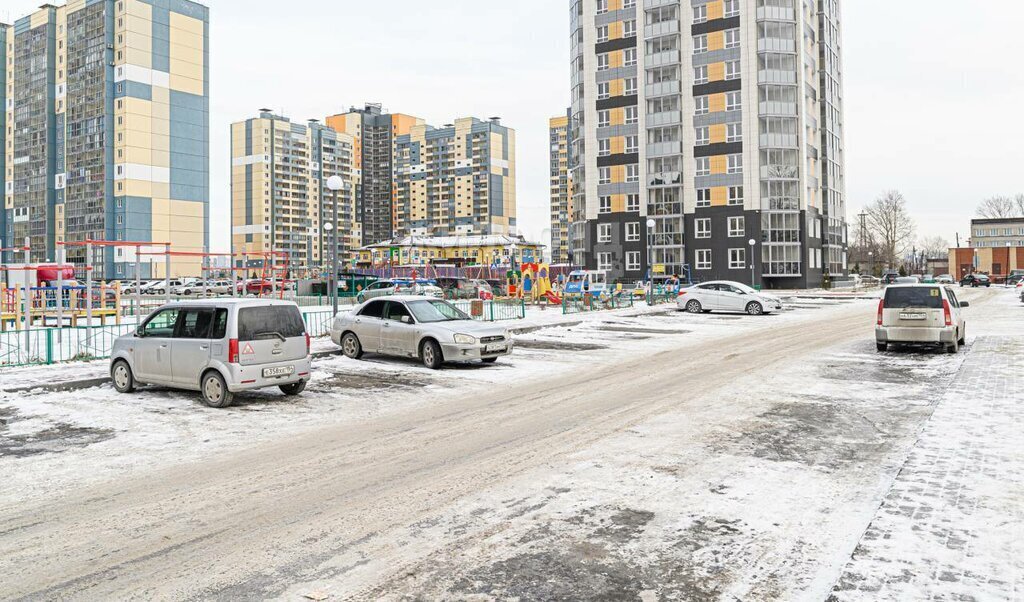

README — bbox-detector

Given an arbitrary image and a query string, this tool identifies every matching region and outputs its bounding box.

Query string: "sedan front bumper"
[440,340,514,362]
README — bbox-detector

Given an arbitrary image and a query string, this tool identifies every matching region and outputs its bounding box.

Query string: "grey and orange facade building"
[230,111,354,270]
[949,217,1024,279]
[3,0,210,278]
[549,111,573,264]
[569,0,847,287]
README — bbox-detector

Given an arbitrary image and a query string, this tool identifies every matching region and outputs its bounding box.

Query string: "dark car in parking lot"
[960,274,991,288]
[881,270,900,285]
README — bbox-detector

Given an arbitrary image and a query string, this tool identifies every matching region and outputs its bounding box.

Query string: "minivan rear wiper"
[254,331,287,342]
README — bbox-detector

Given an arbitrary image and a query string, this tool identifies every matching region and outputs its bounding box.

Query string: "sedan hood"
[429,319,509,338]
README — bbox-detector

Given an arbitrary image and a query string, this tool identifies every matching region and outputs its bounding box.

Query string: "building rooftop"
[971,217,1024,225]
[364,235,544,250]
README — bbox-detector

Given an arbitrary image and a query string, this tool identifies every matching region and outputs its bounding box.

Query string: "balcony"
[644,20,679,40]
[646,49,680,67]
[648,171,682,187]
[759,133,799,149]
[645,80,680,98]
[647,141,681,157]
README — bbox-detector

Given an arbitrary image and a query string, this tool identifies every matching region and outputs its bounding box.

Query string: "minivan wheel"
[201,371,234,408]
[876,342,888,353]
[746,302,764,316]
[685,300,703,314]
[959,328,966,346]
[421,339,444,370]
[111,360,135,393]
[280,381,306,396]
[946,339,960,354]
[341,332,364,359]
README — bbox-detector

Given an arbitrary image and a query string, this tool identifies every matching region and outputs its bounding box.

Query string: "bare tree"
[1016,194,1024,217]
[865,190,916,268]
[976,195,1018,219]
[918,235,951,259]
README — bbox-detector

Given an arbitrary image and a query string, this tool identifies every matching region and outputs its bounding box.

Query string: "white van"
[110,299,312,407]
[876,285,969,353]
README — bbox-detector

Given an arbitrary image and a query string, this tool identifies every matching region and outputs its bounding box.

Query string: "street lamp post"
[326,175,344,316]
[646,219,656,288]
[748,238,757,288]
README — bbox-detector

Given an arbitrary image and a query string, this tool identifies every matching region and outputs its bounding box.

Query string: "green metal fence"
[646,291,677,306]
[562,294,635,315]
[450,299,527,322]
[302,311,334,338]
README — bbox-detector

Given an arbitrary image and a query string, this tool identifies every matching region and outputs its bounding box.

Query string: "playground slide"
[544,291,563,305]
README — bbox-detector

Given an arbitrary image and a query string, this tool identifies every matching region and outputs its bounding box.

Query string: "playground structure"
[507,263,562,305]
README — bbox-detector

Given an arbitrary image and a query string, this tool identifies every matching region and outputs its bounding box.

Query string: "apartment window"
[598,82,610,99]
[625,77,638,96]
[624,20,637,38]
[624,48,637,67]
[598,223,612,243]
[598,53,610,71]
[597,25,609,43]
[626,164,640,183]
[727,123,743,142]
[696,218,711,239]
[598,139,611,156]
[626,194,641,212]
[599,196,612,213]
[695,96,709,115]
[599,168,612,185]
[693,5,707,24]
[623,0,636,8]
[727,154,743,174]
[597,252,613,271]
[695,157,710,176]
[596,0,608,14]
[696,188,711,208]
[626,251,641,271]
[728,186,744,206]
[696,249,712,270]
[626,222,641,241]
[693,35,708,54]
[695,126,710,146]
[598,109,611,127]
[625,135,639,153]
[724,0,740,18]
[725,29,741,49]
[694,65,709,85]
[625,106,639,124]
[116,198,124,209]
[729,248,746,269]
[116,215,124,225]
[725,60,741,80]
[726,91,742,111]
[728,216,745,237]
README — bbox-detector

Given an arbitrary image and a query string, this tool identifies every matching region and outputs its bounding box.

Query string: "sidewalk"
[830,335,1024,600]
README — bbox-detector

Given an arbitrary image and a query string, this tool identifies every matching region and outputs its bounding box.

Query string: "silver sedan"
[330,295,513,369]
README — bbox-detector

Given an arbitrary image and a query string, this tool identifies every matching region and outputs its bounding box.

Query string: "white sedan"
[677,281,783,315]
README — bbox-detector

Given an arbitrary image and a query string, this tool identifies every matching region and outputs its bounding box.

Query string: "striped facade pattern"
[394,117,516,239]
[549,112,573,264]
[3,0,209,278]
[569,0,847,288]
[230,112,354,270]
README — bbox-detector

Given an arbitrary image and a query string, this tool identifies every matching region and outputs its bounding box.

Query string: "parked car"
[176,279,234,296]
[145,279,188,296]
[895,276,920,284]
[1005,272,1024,287]
[355,279,444,303]
[881,270,901,285]
[677,281,783,316]
[123,280,161,296]
[935,274,954,285]
[441,278,494,300]
[960,274,991,288]
[331,296,512,369]
[170,278,202,296]
[237,279,279,295]
[876,284,968,353]
[110,299,311,408]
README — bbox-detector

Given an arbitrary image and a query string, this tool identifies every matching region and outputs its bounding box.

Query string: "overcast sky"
[5,0,1022,250]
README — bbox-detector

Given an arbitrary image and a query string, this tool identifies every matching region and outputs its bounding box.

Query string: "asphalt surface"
[0,290,998,600]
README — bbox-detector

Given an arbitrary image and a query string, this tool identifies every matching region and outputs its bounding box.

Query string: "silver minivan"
[876,285,969,353]
[110,299,312,408]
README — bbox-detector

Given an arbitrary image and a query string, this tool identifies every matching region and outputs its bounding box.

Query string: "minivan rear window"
[884,287,943,309]
[237,305,306,341]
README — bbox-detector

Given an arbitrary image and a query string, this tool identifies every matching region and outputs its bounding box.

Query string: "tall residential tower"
[3,0,210,277]
[549,112,573,265]
[570,0,846,288]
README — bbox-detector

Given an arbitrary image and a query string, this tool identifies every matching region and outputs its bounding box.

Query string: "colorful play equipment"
[509,262,562,305]
[563,270,609,298]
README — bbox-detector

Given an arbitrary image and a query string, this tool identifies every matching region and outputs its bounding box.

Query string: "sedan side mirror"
[959,301,970,308]
[401,315,413,324]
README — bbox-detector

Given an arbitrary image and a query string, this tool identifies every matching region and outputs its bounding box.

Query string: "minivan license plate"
[899,313,926,321]
[263,366,294,378]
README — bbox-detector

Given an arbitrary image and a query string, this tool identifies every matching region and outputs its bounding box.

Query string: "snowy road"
[0,287,1016,600]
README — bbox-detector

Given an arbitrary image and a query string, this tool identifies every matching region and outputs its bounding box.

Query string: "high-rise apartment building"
[3,0,210,278]
[394,117,516,239]
[325,104,424,246]
[230,111,354,271]
[549,112,573,264]
[569,0,846,288]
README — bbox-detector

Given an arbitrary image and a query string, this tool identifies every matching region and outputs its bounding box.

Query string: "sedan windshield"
[407,300,470,323]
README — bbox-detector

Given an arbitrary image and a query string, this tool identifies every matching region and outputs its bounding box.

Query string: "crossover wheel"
[341,332,364,359]
[421,340,444,370]
[876,343,888,352]
[746,302,764,316]
[280,381,306,396]
[111,360,135,393]
[685,300,703,314]
[481,357,499,364]
[201,371,234,408]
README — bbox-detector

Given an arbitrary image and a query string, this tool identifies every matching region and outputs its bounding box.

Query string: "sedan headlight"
[454,334,477,345]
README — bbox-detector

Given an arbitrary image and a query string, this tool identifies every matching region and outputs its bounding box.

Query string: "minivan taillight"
[877,299,885,326]
[228,339,239,363]
[942,299,952,326]
[305,332,311,355]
